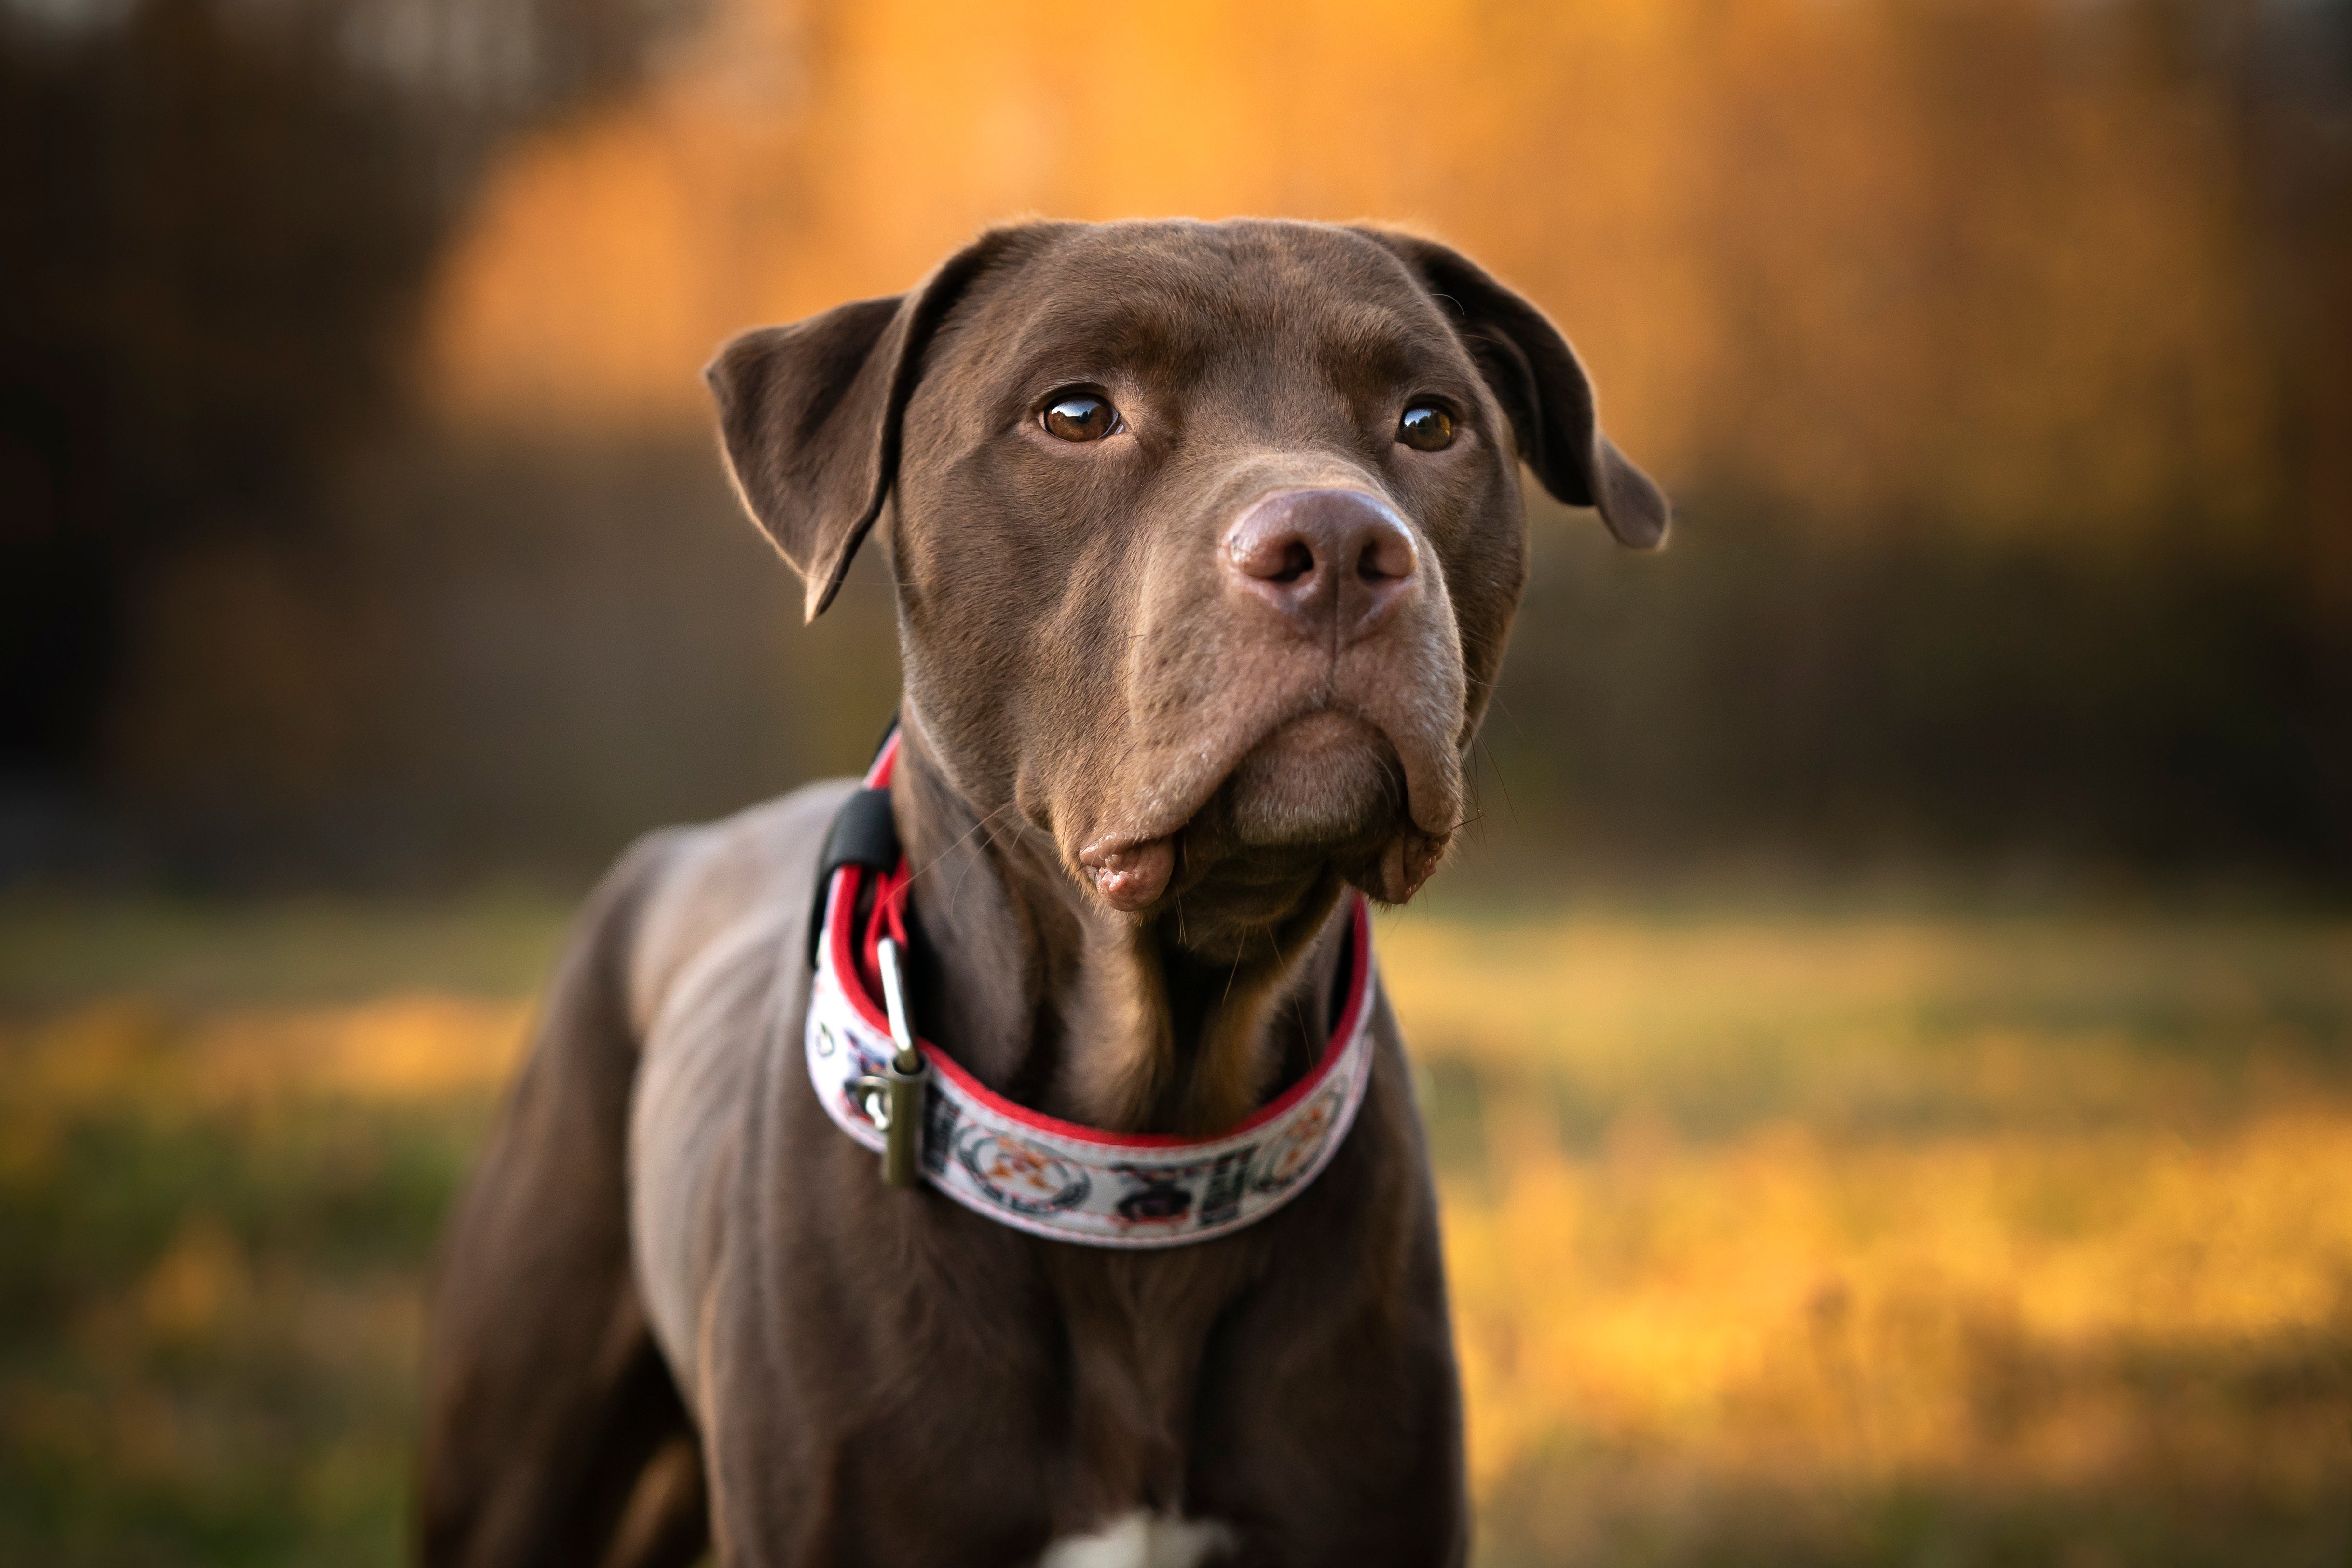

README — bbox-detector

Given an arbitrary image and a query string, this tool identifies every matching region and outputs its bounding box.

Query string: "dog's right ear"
[707,227,1042,621]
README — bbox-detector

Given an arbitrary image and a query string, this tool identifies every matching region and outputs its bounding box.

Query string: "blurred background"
[2,0,2348,1563]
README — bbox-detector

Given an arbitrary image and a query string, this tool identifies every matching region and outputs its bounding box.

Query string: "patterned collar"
[803,738,1380,1248]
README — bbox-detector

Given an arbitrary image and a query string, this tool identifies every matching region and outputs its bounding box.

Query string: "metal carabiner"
[859,935,927,1189]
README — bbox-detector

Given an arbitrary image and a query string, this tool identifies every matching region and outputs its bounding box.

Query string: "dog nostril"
[1232,530,1321,585]
[1356,527,1417,584]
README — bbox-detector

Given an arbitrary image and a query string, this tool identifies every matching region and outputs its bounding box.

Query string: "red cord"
[853,859,912,999]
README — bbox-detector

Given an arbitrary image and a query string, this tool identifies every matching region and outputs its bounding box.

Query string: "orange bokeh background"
[426,0,2293,550]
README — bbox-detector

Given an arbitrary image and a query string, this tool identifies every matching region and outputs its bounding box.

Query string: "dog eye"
[1397,404,1454,452]
[1041,394,1121,442]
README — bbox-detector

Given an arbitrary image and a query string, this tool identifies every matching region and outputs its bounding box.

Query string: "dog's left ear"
[1358,229,1670,549]
[707,225,1053,620]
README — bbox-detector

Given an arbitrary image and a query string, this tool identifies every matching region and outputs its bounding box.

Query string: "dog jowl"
[418,219,1666,1568]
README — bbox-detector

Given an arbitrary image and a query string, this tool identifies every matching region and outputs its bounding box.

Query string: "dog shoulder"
[613,778,861,1042]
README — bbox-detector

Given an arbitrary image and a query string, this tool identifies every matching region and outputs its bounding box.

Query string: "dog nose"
[1222,488,1420,643]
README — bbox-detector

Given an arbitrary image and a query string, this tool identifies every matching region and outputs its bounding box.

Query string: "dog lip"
[1070,701,1457,913]
[1077,833,1175,911]
[1108,701,1455,845]
[1077,831,1158,864]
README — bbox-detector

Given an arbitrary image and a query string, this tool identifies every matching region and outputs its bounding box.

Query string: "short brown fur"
[418,218,1664,1568]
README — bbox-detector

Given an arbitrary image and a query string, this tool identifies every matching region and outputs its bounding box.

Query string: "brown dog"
[416,218,1665,1568]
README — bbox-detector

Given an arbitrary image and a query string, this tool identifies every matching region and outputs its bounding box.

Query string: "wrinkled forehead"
[952,220,1473,397]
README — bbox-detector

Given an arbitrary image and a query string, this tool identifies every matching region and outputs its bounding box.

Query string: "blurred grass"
[3,898,2348,1565]
[0,894,571,1011]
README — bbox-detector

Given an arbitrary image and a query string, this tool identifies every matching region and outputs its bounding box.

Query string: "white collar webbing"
[803,740,1379,1248]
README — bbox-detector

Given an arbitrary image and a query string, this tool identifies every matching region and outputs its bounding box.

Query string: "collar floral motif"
[803,740,1379,1248]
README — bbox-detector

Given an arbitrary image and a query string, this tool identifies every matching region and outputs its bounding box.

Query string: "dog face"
[711,219,1663,943]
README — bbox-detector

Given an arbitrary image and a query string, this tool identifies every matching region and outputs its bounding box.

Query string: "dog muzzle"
[802,731,1380,1248]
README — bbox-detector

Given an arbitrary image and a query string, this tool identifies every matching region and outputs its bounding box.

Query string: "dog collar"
[803,735,1380,1248]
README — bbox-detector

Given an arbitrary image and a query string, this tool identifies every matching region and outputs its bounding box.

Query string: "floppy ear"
[1358,229,1670,549]
[706,227,1042,620]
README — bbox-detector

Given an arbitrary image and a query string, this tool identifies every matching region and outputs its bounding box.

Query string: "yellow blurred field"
[2,900,2346,1564]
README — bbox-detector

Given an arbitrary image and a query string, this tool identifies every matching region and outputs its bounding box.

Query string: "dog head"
[711,219,1664,954]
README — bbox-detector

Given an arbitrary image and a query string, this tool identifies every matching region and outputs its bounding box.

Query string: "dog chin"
[1077,713,1445,917]
[1224,712,1405,848]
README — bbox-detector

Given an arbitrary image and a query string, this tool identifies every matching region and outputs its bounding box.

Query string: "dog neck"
[888,722,1351,1136]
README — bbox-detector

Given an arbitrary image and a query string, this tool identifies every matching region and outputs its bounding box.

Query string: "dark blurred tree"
[0,0,703,808]
[2244,0,2352,880]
